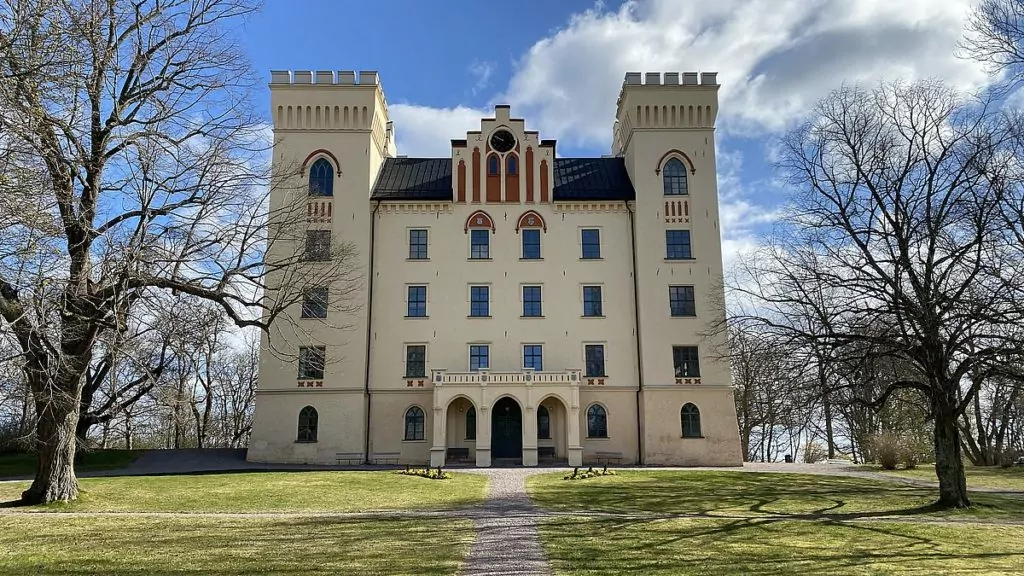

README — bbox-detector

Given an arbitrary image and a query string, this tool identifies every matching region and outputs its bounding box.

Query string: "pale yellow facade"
[248,69,743,467]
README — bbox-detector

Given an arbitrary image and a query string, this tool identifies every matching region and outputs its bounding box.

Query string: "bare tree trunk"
[933,393,970,508]
[22,387,79,504]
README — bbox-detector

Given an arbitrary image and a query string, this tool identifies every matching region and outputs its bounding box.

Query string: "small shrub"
[803,441,828,464]
[397,465,451,480]
[563,465,617,481]
[871,431,901,470]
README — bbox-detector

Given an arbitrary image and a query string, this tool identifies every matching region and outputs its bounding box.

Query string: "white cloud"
[389,104,488,156]
[469,60,496,95]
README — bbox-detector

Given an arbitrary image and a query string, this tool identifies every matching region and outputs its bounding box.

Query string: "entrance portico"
[429,368,584,467]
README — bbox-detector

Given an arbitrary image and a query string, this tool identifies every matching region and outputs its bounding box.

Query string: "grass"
[871,465,1024,492]
[0,470,489,512]
[526,470,1024,520]
[0,514,473,575]
[539,516,1024,575]
[0,449,141,478]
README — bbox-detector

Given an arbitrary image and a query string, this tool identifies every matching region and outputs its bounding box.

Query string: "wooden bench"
[371,452,401,465]
[594,451,624,464]
[538,446,557,459]
[446,447,471,462]
[334,452,363,465]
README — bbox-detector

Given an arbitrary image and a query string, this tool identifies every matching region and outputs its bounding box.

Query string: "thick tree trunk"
[21,397,80,504]
[933,397,970,509]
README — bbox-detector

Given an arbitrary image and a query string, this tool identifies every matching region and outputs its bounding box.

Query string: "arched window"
[663,157,688,196]
[487,154,500,176]
[507,155,518,176]
[466,407,477,440]
[537,405,550,439]
[405,406,425,441]
[297,406,318,442]
[681,403,702,438]
[587,404,607,438]
[309,158,334,196]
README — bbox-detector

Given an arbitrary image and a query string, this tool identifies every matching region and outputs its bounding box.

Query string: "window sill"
[402,439,427,443]
[404,375,427,379]
[468,257,493,262]
[580,257,604,261]
[665,258,696,262]
[586,375,608,379]
[520,257,544,262]
[406,258,430,262]
[670,314,697,319]
[521,315,545,319]
[404,315,430,319]
[587,436,610,440]
[664,193,690,197]
[468,315,492,319]
[681,436,706,439]
[582,315,605,319]
[299,316,327,320]
[295,440,318,444]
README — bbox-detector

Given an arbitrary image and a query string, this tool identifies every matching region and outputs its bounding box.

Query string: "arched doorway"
[536,397,569,464]
[491,397,523,461]
[444,397,476,464]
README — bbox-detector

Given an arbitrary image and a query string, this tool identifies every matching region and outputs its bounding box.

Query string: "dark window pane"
[297,406,318,442]
[407,285,427,317]
[471,229,490,259]
[669,286,696,317]
[524,345,543,371]
[305,230,331,261]
[522,229,541,259]
[666,230,692,260]
[663,158,688,196]
[405,345,426,378]
[508,155,518,175]
[309,158,334,196]
[673,346,701,377]
[404,407,425,441]
[466,407,476,440]
[301,286,328,318]
[470,345,489,371]
[523,286,542,317]
[470,286,489,317]
[409,229,428,260]
[581,229,601,259]
[537,405,550,439]
[487,155,499,175]
[585,344,605,377]
[587,404,608,438]
[583,286,603,317]
[298,346,325,380]
[681,403,702,437]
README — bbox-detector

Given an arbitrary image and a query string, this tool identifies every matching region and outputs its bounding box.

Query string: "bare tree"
[732,81,1024,508]
[962,0,1024,91]
[0,0,360,504]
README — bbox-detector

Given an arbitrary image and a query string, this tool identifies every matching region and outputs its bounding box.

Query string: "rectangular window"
[405,345,426,378]
[470,285,490,317]
[470,229,490,259]
[581,228,601,259]
[469,344,489,371]
[305,230,331,261]
[583,285,603,317]
[585,344,605,377]
[409,229,428,260]
[669,285,696,317]
[666,230,692,260]
[522,285,542,317]
[297,346,325,380]
[301,286,328,318]
[673,346,701,377]
[407,285,427,317]
[523,345,543,371]
[522,229,541,259]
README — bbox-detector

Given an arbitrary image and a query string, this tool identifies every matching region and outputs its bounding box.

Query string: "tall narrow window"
[537,405,550,439]
[409,229,428,260]
[466,407,477,440]
[522,286,542,317]
[585,344,605,377]
[666,230,692,260]
[673,346,701,377]
[407,286,427,317]
[487,154,500,175]
[404,407,425,441]
[507,155,518,175]
[581,229,601,259]
[522,229,541,259]
[308,158,334,196]
[469,344,489,371]
[583,286,603,317]
[587,404,608,438]
[405,345,426,378]
[297,406,318,442]
[523,344,543,371]
[305,230,331,261]
[470,286,490,317]
[298,346,325,380]
[470,229,490,259]
[301,286,328,318]
[681,403,702,438]
[663,157,688,195]
[669,286,696,317]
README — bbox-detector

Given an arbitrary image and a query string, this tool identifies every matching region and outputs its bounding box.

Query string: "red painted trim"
[465,210,495,233]
[515,210,546,233]
[655,149,696,175]
[301,149,342,175]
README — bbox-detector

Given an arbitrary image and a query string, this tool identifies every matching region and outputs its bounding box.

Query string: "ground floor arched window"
[297,406,318,442]
[405,406,425,440]
[681,403,701,438]
[587,404,607,438]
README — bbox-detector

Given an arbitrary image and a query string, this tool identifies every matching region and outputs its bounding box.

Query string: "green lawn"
[0,450,141,478]
[0,515,473,575]
[0,470,489,512]
[539,516,1024,575]
[526,471,1024,520]
[874,465,1024,492]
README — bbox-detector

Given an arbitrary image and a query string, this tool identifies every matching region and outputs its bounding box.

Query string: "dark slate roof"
[371,157,452,200]
[370,156,635,201]
[552,157,634,201]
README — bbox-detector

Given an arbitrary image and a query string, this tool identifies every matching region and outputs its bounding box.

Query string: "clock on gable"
[489,129,516,153]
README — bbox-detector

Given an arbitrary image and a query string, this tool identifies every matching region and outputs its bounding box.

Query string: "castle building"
[247,69,743,467]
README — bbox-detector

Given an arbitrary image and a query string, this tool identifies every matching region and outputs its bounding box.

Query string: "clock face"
[489,129,516,153]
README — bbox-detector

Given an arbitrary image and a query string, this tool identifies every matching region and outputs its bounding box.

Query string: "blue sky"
[241,0,991,264]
